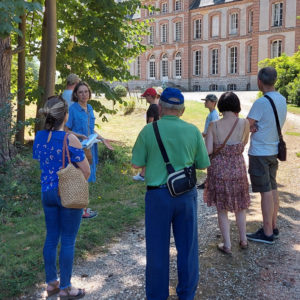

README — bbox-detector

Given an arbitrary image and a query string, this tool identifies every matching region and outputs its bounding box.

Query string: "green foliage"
[259,48,300,106]
[124,100,136,115]
[0,144,145,299]
[114,85,128,98]
[0,0,42,38]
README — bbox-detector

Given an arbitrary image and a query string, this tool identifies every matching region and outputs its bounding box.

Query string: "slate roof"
[190,0,241,10]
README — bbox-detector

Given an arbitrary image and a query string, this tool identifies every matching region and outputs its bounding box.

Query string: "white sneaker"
[133,173,145,181]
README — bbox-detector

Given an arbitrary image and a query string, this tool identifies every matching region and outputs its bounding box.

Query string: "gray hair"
[66,73,81,86]
[159,99,185,111]
[258,67,277,86]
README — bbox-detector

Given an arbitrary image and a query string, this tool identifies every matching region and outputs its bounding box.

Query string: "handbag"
[153,122,197,197]
[265,95,287,161]
[57,133,89,208]
[84,148,93,164]
[209,118,239,160]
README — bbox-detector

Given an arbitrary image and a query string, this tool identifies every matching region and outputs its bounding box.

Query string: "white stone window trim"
[161,54,168,79]
[175,52,182,79]
[174,21,182,42]
[193,50,201,76]
[194,19,202,40]
[149,55,156,79]
[271,40,282,58]
[272,2,283,27]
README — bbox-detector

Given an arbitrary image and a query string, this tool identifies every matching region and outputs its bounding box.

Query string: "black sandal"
[59,287,85,299]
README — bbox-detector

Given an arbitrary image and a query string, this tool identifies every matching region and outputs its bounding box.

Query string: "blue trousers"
[42,188,83,289]
[145,187,199,300]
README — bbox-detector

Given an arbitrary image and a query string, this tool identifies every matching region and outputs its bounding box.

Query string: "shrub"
[114,85,127,98]
[123,100,136,115]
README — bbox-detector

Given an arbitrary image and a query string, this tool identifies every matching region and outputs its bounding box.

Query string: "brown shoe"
[239,240,248,249]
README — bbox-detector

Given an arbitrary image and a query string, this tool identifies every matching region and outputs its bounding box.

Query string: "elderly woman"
[65,81,113,218]
[204,92,250,254]
[33,96,89,298]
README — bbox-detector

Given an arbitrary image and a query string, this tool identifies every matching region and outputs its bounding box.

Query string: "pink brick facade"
[127,0,300,91]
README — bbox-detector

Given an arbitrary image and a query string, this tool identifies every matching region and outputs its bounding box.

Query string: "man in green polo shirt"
[132,87,210,300]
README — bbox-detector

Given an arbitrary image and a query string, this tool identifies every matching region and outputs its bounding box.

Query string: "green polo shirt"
[132,115,210,186]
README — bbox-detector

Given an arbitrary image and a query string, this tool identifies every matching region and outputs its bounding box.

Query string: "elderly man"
[246,67,287,244]
[132,88,210,300]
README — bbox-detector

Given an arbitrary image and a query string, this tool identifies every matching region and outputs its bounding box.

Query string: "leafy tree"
[259,48,300,105]
[0,0,41,163]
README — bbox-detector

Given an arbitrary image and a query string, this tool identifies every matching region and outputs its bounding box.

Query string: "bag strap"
[62,133,71,168]
[212,118,239,158]
[264,94,283,139]
[152,121,175,174]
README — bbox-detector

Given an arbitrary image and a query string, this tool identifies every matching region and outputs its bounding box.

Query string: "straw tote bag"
[57,133,89,208]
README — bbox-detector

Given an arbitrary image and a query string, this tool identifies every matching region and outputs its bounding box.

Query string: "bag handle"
[62,133,71,169]
[264,94,283,139]
[211,118,239,158]
[153,121,175,174]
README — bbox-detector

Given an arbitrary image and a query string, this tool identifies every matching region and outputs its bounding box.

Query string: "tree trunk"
[16,14,26,145]
[0,37,14,164]
[35,0,57,132]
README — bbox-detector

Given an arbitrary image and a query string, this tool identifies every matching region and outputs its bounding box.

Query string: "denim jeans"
[145,187,199,300]
[42,188,83,289]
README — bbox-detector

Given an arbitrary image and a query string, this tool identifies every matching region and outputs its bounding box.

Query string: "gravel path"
[21,95,300,300]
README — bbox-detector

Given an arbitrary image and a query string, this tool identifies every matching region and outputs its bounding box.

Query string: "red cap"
[141,88,157,97]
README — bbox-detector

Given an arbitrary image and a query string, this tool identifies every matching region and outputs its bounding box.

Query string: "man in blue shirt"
[246,67,287,244]
[197,94,219,189]
[61,74,81,107]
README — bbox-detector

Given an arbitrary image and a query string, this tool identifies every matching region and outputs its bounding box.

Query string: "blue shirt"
[247,91,287,156]
[33,130,85,192]
[62,90,73,107]
[204,109,219,134]
[66,102,96,138]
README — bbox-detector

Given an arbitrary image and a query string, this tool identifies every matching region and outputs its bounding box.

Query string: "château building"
[128,0,300,91]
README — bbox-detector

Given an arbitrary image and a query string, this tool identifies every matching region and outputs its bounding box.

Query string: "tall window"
[137,56,141,78]
[174,22,182,41]
[229,46,237,74]
[247,45,252,73]
[230,13,238,34]
[175,52,182,78]
[209,84,218,91]
[211,15,219,37]
[271,40,282,58]
[149,55,156,79]
[211,49,218,75]
[161,24,168,43]
[175,0,182,11]
[227,84,237,91]
[194,50,201,76]
[161,54,168,78]
[162,2,168,14]
[194,19,202,39]
[248,10,253,32]
[149,26,154,44]
[272,2,283,27]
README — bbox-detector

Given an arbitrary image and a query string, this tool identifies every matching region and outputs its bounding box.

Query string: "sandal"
[46,281,60,298]
[59,286,85,299]
[239,240,248,249]
[217,243,232,255]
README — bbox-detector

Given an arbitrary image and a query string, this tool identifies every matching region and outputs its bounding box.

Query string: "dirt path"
[21,113,300,300]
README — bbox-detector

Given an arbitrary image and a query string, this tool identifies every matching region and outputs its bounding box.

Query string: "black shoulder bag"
[153,121,197,197]
[264,94,287,161]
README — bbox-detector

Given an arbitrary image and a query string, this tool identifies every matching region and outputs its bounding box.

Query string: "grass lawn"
[0,98,207,299]
[287,104,300,115]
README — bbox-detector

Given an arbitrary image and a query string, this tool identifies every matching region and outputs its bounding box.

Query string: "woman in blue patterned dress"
[33,96,90,298]
[65,82,113,218]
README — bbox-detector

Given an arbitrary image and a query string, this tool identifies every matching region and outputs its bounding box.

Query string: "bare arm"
[242,119,250,146]
[247,117,258,133]
[205,123,214,155]
[132,164,144,169]
[65,126,88,140]
[94,130,114,150]
[68,134,91,180]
